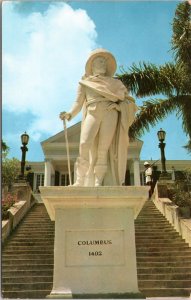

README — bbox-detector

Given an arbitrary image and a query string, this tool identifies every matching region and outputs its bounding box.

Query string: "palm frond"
[178,95,191,136]
[183,140,191,154]
[117,62,185,97]
[128,95,190,138]
[172,1,191,71]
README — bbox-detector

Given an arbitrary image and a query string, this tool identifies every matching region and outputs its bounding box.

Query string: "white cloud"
[3,2,98,141]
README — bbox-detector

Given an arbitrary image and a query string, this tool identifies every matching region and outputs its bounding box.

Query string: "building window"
[35,173,44,192]
[60,173,74,186]
[60,174,70,186]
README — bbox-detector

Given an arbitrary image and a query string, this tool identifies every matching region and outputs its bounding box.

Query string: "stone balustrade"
[2,182,35,243]
[153,183,191,247]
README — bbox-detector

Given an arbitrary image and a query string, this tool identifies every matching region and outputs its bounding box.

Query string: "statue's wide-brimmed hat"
[85,48,117,76]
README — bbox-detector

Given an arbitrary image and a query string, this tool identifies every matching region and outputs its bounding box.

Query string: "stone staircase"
[2,204,54,298]
[135,200,191,297]
[2,201,191,298]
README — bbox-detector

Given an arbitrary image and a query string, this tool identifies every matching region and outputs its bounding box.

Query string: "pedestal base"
[40,186,149,299]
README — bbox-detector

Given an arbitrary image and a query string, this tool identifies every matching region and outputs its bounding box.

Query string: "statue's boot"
[73,157,89,187]
[94,165,107,187]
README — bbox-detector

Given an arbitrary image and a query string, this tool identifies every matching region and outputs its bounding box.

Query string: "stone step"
[136,251,191,257]
[137,256,191,262]
[20,218,53,221]
[15,221,53,226]
[15,229,55,233]
[137,261,191,267]
[139,279,191,288]
[2,254,54,260]
[12,233,55,238]
[16,225,54,229]
[3,245,54,251]
[2,270,53,277]
[6,239,54,248]
[137,210,162,213]
[21,220,52,224]
[3,250,54,255]
[136,242,187,247]
[139,288,190,297]
[7,241,54,246]
[135,219,168,222]
[135,228,178,232]
[136,246,190,252]
[138,217,167,219]
[136,217,169,221]
[135,224,174,229]
[7,237,54,242]
[2,282,53,291]
[135,232,180,238]
[3,276,53,284]
[136,217,167,221]
[23,215,51,218]
[135,237,185,243]
[2,259,54,265]
[137,267,191,274]
[2,290,51,299]
[2,264,54,271]
[19,213,53,216]
[136,225,174,229]
[138,273,191,280]
[16,220,53,224]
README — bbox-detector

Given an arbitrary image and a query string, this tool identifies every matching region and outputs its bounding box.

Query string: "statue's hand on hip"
[107,103,121,112]
[59,111,71,121]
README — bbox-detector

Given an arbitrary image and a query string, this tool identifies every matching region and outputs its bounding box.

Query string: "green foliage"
[2,140,20,188]
[129,97,179,138]
[2,140,9,152]
[168,188,191,208]
[2,193,18,220]
[2,157,20,189]
[172,2,191,72]
[117,1,191,150]
[118,62,185,97]
[168,168,191,209]
[183,140,191,153]
[2,140,10,159]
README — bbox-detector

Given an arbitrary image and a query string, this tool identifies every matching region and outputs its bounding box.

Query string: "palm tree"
[2,140,9,153]
[117,1,191,152]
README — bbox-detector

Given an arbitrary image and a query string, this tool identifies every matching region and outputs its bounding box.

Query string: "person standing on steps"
[144,161,153,198]
[60,48,138,187]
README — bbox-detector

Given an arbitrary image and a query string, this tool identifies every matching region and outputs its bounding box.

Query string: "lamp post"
[20,132,29,179]
[157,128,167,175]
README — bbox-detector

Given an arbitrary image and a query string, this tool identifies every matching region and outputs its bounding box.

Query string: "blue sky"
[2,0,191,163]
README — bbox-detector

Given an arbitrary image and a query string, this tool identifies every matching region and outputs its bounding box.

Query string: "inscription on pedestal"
[65,230,125,266]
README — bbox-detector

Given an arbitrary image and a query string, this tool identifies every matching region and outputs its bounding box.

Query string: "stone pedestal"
[40,186,149,299]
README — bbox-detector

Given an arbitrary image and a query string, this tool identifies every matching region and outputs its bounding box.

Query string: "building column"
[133,159,141,186]
[44,160,53,186]
[74,162,77,183]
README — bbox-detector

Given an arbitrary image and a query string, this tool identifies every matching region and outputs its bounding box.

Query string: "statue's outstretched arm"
[60,84,85,121]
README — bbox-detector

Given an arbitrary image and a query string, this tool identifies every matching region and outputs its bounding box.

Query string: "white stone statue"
[60,48,138,187]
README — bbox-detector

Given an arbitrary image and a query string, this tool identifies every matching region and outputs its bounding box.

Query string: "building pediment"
[41,122,81,145]
[41,121,143,160]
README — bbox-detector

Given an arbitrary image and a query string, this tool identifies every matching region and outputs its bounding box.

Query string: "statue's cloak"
[80,75,138,186]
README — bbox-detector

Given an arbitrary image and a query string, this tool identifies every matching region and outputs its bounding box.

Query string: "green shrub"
[2,193,18,220]
[168,187,191,208]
